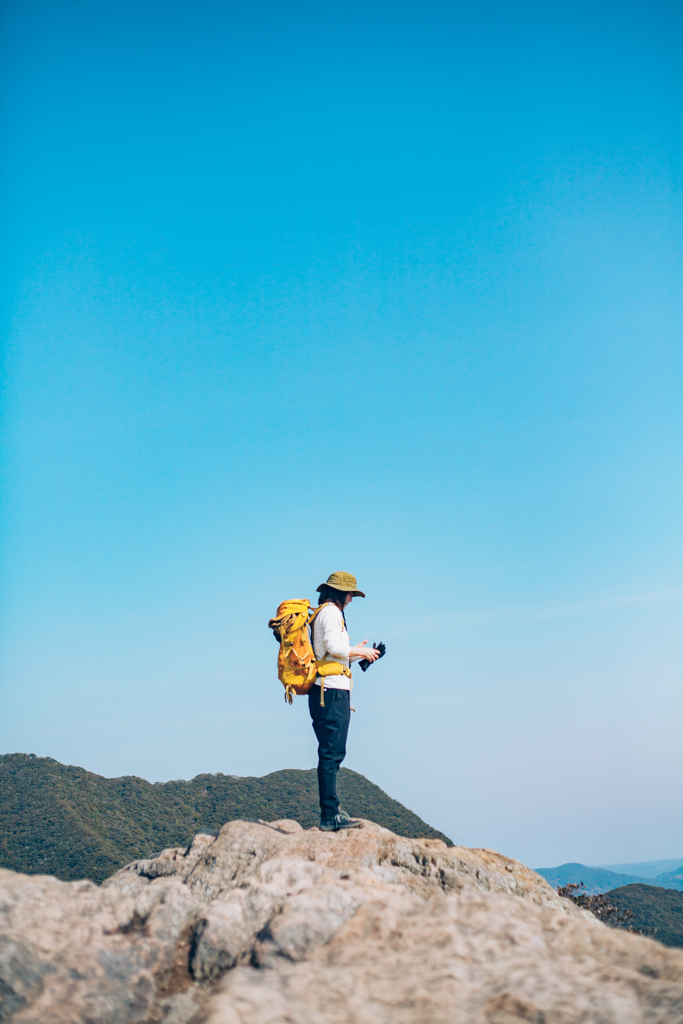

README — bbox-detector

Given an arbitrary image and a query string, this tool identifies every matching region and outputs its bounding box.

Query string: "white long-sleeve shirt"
[311,603,352,691]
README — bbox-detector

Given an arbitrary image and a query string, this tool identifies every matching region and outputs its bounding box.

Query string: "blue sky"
[1,0,681,867]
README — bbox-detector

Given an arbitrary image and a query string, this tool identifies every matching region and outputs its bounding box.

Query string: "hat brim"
[316,584,365,598]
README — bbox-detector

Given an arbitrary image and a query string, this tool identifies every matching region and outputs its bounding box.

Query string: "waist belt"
[315,661,352,706]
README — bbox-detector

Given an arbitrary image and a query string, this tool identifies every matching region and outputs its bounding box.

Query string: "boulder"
[1,819,682,1023]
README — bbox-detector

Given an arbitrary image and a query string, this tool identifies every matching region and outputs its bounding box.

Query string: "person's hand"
[349,641,380,662]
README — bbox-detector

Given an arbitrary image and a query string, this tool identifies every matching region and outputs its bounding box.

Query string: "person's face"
[344,593,353,609]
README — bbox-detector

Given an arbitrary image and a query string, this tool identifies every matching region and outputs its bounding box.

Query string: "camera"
[359,642,386,672]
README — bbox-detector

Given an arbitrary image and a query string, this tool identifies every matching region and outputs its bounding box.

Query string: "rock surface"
[1,818,683,1023]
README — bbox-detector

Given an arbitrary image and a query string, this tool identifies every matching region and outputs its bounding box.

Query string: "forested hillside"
[0,753,452,883]
[605,884,683,948]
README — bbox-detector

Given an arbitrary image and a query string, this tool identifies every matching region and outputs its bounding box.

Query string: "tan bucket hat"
[316,571,365,598]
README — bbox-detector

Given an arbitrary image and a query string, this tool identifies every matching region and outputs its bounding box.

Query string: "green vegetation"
[0,753,452,883]
[557,883,638,932]
[604,885,683,949]
[556,881,683,949]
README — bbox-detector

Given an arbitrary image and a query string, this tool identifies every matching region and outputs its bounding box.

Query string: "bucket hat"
[316,571,365,598]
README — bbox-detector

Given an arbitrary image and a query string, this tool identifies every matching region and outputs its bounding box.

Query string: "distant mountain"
[597,858,683,880]
[652,867,683,891]
[0,753,452,883]
[534,862,654,895]
[605,884,683,948]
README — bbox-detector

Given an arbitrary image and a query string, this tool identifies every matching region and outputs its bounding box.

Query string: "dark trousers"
[308,686,351,824]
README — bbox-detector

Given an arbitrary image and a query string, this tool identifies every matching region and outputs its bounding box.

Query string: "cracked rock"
[1,819,682,1023]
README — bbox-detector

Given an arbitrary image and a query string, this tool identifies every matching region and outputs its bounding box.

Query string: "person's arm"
[319,606,381,663]
[349,640,380,662]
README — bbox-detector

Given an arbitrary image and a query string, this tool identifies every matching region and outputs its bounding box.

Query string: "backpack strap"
[308,604,327,705]
[310,602,354,707]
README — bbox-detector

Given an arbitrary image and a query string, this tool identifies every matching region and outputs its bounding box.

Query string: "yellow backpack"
[268,599,352,705]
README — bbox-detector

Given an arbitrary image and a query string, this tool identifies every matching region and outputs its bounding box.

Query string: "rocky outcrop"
[1,819,683,1023]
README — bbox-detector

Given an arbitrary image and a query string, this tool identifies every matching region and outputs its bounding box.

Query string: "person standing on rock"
[310,571,381,832]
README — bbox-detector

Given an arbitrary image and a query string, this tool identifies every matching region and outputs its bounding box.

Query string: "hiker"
[310,571,380,832]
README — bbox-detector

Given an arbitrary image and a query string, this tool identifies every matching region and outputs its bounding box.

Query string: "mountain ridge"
[534,862,652,894]
[652,866,683,889]
[0,752,451,883]
[535,861,683,894]
[598,858,683,879]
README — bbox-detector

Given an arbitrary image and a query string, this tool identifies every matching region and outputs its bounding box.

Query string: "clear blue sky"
[1,0,681,867]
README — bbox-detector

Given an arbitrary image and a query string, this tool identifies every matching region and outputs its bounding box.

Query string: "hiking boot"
[319,811,363,832]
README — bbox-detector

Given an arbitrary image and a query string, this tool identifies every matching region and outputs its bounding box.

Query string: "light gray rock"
[1,819,683,1024]
[0,868,202,1023]
[204,887,683,1024]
